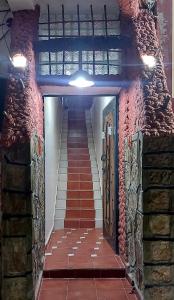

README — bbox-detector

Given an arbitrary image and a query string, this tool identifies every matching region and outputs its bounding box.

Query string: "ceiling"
[7,0,119,15]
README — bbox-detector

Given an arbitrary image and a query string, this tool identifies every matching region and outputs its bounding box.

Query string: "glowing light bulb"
[12,53,27,68]
[141,54,156,68]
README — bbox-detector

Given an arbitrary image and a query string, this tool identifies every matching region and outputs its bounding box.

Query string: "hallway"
[39,97,138,299]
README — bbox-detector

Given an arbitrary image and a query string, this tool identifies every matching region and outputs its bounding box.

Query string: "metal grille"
[38,4,122,77]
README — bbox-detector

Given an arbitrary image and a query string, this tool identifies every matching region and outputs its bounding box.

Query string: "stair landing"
[44,228,124,276]
[38,229,138,300]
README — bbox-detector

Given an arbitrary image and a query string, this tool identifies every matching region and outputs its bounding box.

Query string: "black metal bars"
[35,36,131,52]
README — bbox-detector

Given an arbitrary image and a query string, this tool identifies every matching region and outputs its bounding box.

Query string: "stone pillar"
[143,135,174,299]
[1,134,44,300]
[0,7,44,300]
[125,133,174,299]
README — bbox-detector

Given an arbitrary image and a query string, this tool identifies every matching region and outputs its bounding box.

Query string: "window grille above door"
[35,4,131,85]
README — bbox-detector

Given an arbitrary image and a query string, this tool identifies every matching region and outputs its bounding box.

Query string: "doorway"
[44,95,119,253]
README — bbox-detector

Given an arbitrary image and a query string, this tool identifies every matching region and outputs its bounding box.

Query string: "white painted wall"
[91,96,115,191]
[44,96,63,244]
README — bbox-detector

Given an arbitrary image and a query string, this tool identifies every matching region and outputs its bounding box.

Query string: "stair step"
[67,182,93,190]
[67,137,87,143]
[68,161,91,167]
[66,209,95,219]
[67,199,94,208]
[68,167,91,174]
[68,154,90,160]
[64,219,95,228]
[68,174,92,182]
[68,149,89,155]
[43,268,126,279]
[68,143,88,148]
[67,190,93,199]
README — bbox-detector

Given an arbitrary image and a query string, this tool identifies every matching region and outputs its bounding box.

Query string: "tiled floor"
[38,278,137,300]
[39,229,138,299]
[44,228,124,271]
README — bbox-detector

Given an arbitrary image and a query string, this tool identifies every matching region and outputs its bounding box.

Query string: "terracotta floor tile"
[95,279,124,290]
[97,289,128,300]
[67,199,81,208]
[68,278,95,290]
[67,289,97,300]
[39,278,137,300]
[126,292,138,300]
[39,289,67,300]
[80,173,92,181]
[68,167,91,174]
[67,181,80,190]
[121,279,132,289]
[44,229,125,271]
[41,279,68,290]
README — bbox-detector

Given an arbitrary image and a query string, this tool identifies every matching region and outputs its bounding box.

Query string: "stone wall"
[0,6,44,299]
[1,134,44,300]
[124,133,143,293]
[119,1,174,298]
[118,0,174,260]
[1,6,43,147]
[30,134,45,293]
[143,135,174,299]
[125,134,174,299]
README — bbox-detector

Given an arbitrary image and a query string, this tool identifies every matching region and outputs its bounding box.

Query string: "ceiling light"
[11,53,27,68]
[69,70,95,88]
[141,54,156,68]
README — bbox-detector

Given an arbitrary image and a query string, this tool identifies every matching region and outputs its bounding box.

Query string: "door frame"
[102,96,119,254]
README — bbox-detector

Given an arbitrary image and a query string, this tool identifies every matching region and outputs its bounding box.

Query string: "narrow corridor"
[39,98,138,300]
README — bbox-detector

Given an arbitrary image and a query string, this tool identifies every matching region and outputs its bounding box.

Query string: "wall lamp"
[141,54,156,69]
[11,53,27,68]
[68,70,95,88]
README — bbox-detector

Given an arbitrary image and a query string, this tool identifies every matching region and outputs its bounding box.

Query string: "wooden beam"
[34,36,131,52]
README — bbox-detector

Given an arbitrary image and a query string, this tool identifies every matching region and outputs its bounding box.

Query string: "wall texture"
[44,97,63,243]
[1,7,43,147]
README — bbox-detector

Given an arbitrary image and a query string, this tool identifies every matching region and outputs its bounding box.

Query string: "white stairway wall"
[44,96,63,244]
[90,96,115,192]
[54,110,68,230]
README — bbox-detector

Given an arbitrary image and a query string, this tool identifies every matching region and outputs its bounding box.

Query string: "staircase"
[54,99,102,229]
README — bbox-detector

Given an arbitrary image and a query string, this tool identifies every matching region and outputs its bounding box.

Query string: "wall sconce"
[141,54,156,68]
[11,53,27,68]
